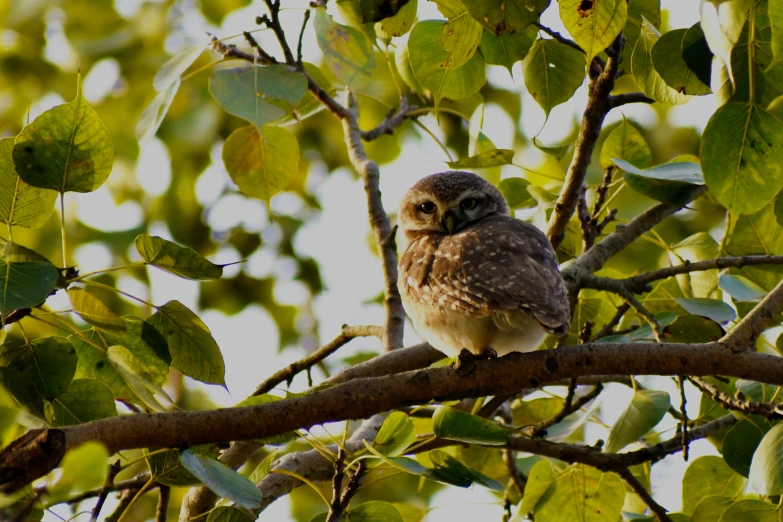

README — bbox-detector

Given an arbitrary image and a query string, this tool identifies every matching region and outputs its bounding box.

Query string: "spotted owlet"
[397,171,570,364]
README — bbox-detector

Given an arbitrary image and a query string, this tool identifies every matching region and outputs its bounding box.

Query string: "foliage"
[0,0,781,521]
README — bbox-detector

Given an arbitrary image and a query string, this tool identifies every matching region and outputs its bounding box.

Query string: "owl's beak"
[442,211,457,234]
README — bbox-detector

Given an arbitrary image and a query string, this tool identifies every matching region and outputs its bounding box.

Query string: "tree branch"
[547,34,624,249]
[615,468,672,522]
[360,97,412,141]
[521,383,603,437]
[252,325,383,396]
[341,92,405,351]
[260,0,295,64]
[533,22,584,53]
[688,376,781,418]
[89,460,121,522]
[608,92,655,108]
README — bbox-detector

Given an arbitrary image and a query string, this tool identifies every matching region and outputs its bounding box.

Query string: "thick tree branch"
[342,92,405,351]
[547,34,624,249]
[252,325,383,396]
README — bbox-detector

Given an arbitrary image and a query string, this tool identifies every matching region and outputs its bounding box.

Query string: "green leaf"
[314,7,376,90]
[701,102,783,215]
[775,190,783,227]
[599,120,652,169]
[723,418,770,477]
[222,125,298,205]
[0,138,56,229]
[675,298,737,323]
[665,315,724,343]
[467,107,502,185]
[146,300,225,386]
[147,445,215,487]
[772,0,783,69]
[13,74,114,193]
[498,178,534,209]
[206,507,254,522]
[690,495,733,522]
[623,0,661,52]
[374,411,416,456]
[376,0,417,38]
[446,149,514,169]
[532,137,573,160]
[347,501,403,522]
[408,20,487,105]
[135,234,223,281]
[208,65,307,130]
[523,38,586,116]
[519,462,626,521]
[153,44,206,92]
[395,42,426,95]
[48,442,109,499]
[717,499,778,522]
[434,0,483,70]
[729,21,783,110]
[604,390,670,452]
[0,337,76,401]
[749,421,783,494]
[48,378,116,426]
[461,0,549,34]
[432,406,509,445]
[682,23,714,88]
[722,203,783,291]
[0,366,45,418]
[479,27,538,74]
[428,449,504,491]
[682,456,745,514]
[364,441,430,476]
[613,158,704,206]
[136,79,180,148]
[68,287,127,335]
[671,232,721,298]
[0,240,58,315]
[631,18,689,105]
[179,449,263,509]
[560,0,627,64]
[651,28,712,95]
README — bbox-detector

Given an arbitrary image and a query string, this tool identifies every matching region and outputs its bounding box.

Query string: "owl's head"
[398,171,509,239]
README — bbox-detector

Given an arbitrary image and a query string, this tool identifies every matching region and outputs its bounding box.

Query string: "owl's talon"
[453,349,476,376]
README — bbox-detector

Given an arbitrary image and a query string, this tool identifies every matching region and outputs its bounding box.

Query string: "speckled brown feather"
[399,216,570,334]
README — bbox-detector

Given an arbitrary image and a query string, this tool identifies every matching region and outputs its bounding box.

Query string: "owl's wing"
[400,216,570,334]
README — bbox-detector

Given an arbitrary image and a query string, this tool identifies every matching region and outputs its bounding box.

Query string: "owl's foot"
[453,349,477,376]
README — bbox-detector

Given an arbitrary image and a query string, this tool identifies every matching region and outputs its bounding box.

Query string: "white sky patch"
[207,193,269,232]
[73,242,113,274]
[27,92,65,124]
[83,58,121,104]
[43,7,78,71]
[73,185,144,232]
[136,137,173,196]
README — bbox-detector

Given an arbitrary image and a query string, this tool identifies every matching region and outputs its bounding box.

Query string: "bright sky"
[39,0,728,520]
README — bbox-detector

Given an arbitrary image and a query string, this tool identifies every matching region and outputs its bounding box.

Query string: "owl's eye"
[460,198,479,210]
[418,201,437,214]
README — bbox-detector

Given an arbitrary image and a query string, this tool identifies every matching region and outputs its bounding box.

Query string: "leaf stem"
[116,476,156,522]
[80,280,158,309]
[69,262,147,283]
[60,193,67,267]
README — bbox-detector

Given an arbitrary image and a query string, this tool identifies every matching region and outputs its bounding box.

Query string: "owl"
[397,171,570,367]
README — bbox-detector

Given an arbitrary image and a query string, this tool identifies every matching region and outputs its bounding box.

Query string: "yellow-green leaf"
[68,287,127,335]
[701,102,783,215]
[560,0,627,64]
[146,300,225,386]
[0,240,58,315]
[0,337,76,401]
[523,38,586,116]
[0,138,56,229]
[222,125,299,204]
[48,378,117,426]
[13,74,114,193]
[135,234,223,281]
[314,7,376,90]
[599,119,651,169]
[631,17,689,105]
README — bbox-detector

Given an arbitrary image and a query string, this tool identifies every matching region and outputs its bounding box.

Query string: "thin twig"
[608,93,655,108]
[252,325,383,396]
[326,448,346,522]
[591,303,630,341]
[503,448,527,498]
[89,460,122,522]
[521,383,603,437]
[678,375,689,461]
[261,0,295,64]
[361,97,412,141]
[297,10,311,65]
[243,31,277,64]
[688,376,780,418]
[615,468,673,522]
[533,22,584,53]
